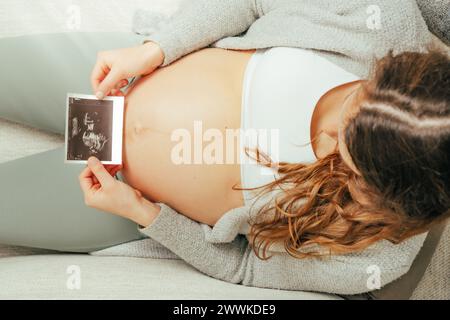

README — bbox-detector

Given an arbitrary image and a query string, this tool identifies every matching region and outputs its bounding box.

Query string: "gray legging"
[0,32,150,252]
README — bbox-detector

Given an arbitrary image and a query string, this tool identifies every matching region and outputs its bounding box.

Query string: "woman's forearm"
[131,197,160,228]
[144,0,261,66]
[136,203,414,294]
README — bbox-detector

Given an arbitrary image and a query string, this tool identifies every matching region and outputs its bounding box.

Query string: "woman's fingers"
[91,56,126,99]
[91,164,122,185]
[110,89,125,96]
[104,164,122,171]
[91,59,109,95]
[78,165,94,195]
[115,79,129,89]
[87,157,115,188]
[110,165,123,177]
[110,80,128,97]
[105,164,123,177]
[96,67,123,99]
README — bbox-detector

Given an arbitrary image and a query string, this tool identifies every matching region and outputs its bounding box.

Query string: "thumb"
[87,157,114,188]
[97,68,122,99]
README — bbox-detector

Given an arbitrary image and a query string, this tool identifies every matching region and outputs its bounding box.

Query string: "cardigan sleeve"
[135,0,433,79]
[141,0,261,66]
[138,203,427,295]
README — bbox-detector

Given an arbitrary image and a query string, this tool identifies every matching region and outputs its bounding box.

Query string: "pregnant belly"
[121,48,254,225]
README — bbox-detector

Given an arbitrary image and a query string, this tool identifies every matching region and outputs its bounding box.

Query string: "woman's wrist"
[142,41,165,70]
[133,198,161,228]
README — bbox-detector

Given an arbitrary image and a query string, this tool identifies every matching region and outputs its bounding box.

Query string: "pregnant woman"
[0,0,449,295]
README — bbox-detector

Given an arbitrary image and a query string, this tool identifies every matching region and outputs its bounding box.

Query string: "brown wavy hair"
[244,49,450,259]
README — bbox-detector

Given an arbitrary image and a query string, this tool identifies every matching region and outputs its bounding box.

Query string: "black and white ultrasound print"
[67,96,113,161]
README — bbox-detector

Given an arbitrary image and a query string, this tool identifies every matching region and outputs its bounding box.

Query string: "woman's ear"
[315,130,338,159]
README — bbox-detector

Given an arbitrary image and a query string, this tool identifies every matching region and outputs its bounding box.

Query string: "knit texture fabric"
[133,0,434,78]
[91,203,428,295]
[412,221,450,300]
[416,0,450,45]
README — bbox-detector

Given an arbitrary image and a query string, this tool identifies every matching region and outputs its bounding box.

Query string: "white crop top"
[240,47,360,205]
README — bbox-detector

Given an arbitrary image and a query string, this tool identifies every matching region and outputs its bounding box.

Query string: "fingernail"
[88,157,97,166]
[96,91,104,99]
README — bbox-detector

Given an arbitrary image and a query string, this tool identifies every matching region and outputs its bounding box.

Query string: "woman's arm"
[144,0,261,66]
[79,159,424,295]
[91,0,260,98]
[138,203,421,295]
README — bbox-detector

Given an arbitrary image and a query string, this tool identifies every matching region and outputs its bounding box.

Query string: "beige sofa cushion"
[0,254,339,299]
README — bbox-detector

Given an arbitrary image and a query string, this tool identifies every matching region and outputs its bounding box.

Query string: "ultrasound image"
[67,97,113,161]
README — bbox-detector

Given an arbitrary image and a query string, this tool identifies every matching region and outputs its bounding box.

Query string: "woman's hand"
[91,41,165,99]
[78,156,161,227]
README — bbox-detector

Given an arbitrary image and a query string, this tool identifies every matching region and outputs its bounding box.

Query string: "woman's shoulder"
[209,200,428,267]
[204,202,429,294]
[241,227,429,295]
